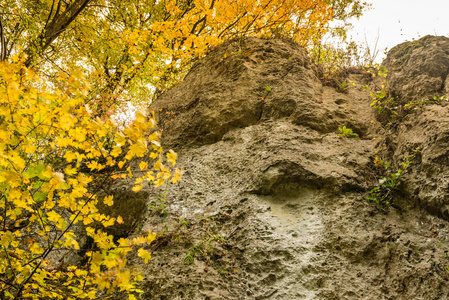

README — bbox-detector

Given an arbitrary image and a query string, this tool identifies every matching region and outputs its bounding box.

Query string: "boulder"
[151,38,372,149]
[383,35,449,103]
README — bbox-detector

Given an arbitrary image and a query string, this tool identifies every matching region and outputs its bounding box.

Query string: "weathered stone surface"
[383,35,449,103]
[151,38,371,149]
[119,37,449,300]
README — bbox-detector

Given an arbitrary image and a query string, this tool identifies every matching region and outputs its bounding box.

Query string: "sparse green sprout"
[433,95,448,102]
[149,187,169,222]
[265,86,272,94]
[336,80,355,92]
[370,88,391,114]
[217,267,229,275]
[370,76,448,126]
[367,170,403,213]
[338,126,359,138]
[183,231,227,266]
[378,65,388,77]
[184,247,197,265]
[367,150,419,212]
[336,81,347,92]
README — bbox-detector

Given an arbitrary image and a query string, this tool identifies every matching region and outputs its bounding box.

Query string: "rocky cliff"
[124,36,449,299]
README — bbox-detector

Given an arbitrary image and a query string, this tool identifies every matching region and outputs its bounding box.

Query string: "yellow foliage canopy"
[0,0,342,115]
[0,60,178,299]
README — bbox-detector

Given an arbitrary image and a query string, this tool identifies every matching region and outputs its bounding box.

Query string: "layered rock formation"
[123,37,449,299]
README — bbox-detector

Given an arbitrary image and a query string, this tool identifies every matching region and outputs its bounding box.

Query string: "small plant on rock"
[338,126,359,138]
[148,187,169,222]
[336,81,347,93]
[367,150,418,212]
[370,70,449,127]
[265,86,272,94]
[183,232,227,265]
[367,169,403,212]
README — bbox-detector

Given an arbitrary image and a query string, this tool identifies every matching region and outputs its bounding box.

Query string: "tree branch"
[44,0,58,31]
[25,0,93,67]
[0,16,6,61]
[190,15,207,35]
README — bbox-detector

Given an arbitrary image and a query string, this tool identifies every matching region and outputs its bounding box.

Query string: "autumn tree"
[0,0,368,115]
[0,58,181,299]
[0,0,368,299]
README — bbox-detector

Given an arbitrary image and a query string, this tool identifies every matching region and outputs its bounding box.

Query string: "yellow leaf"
[29,242,44,254]
[132,185,143,192]
[138,248,152,263]
[146,173,155,182]
[117,216,124,224]
[103,195,114,206]
[111,146,122,157]
[162,171,171,180]
[139,161,148,171]
[47,211,66,229]
[106,156,115,166]
[72,239,80,250]
[85,160,96,170]
[104,258,117,269]
[24,144,37,154]
[75,269,87,277]
[64,151,77,163]
[103,218,115,227]
[154,178,164,187]
[167,150,177,166]
[64,166,78,175]
[83,216,94,225]
[147,230,156,243]
[171,168,182,183]
[115,132,127,146]
[131,236,147,245]
[117,269,133,290]
[43,166,53,179]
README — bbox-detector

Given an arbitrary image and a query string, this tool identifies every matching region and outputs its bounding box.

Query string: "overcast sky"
[346,0,449,62]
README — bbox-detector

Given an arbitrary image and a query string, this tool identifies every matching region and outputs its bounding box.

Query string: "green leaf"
[24,164,45,179]
[33,192,48,203]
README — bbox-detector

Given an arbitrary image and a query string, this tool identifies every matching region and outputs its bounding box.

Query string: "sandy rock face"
[125,37,449,299]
